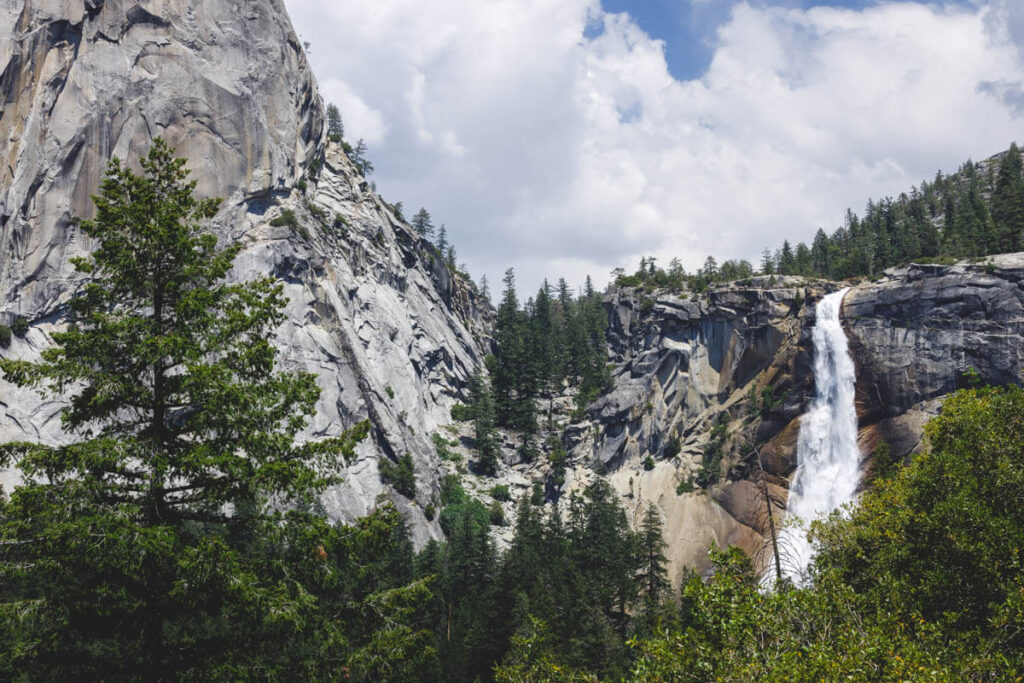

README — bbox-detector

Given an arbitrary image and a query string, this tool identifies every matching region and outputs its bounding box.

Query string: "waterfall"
[776,287,860,583]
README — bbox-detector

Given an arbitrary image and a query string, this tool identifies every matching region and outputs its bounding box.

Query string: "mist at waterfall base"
[775,288,861,584]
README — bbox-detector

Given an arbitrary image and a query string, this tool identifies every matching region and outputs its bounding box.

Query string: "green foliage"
[870,437,898,480]
[489,484,511,502]
[491,271,611,431]
[432,433,461,464]
[385,384,395,399]
[425,503,436,521]
[0,139,421,680]
[547,435,567,488]
[270,207,299,229]
[489,500,506,526]
[411,207,434,238]
[642,456,655,471]
[696,413,729,488]
[759,384,782,417]
[10,316,28,338]
[379,453,417,499]
[450,403,472,421]
[0,324,10,348]
[467,369,500,476]
[675,479,695,495]
[630,387,1024,681]
[326,102,344,142]
[347,139,374,176]
[530,480,545,506]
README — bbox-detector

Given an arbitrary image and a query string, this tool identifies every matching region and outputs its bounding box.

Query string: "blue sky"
[286,0,1023,294]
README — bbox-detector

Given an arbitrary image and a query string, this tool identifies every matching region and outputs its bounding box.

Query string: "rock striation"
[0,0,492,545]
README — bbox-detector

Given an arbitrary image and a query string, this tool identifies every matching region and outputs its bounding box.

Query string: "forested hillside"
[616,143,1024,291]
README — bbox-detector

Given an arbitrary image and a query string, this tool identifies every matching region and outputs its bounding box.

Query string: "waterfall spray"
[777,287,860,583]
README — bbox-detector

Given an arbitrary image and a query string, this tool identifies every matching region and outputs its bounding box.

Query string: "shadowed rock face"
[1,0,322,315]
[844,255,1024,418]
[0,0,493,546]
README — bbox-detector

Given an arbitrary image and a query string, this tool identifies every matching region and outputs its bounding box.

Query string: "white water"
[777,288,861,583]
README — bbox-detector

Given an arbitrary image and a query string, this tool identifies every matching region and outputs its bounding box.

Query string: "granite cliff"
[0,0,491,544]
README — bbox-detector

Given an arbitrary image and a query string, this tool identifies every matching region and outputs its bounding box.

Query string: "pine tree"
[468,369,499,476]
[412,207,434,238]
[637,505,670,619]
[0,140,372,678]
[991,142,1024,253]
[326,102,344,141]
[436,223,449,255]
[479,273,490,303]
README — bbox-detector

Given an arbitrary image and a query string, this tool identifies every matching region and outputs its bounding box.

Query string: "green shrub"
[530,481,545,506]
[384,385,394,399]
[547,436,566,487]
[450,403,473,421]
[296,179,308,194]
[424,504,436,521]
[440,474,465,507]
[379,453,416,498]
[643,456,655,471]
[676,479,695,495]
[489,500,506,526]
[0,324,11,348]
[11,316,29,338]
[269,209,299,229]
[488,485,511,502]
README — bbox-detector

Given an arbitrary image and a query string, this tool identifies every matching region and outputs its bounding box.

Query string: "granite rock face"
[559,258,1024,580]
[558,278,833,579]
[844,254,1024,417]
[1,0,322,316]
[0,0,492,546]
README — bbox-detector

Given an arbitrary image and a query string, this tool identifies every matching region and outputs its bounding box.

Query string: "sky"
[283,0,1024,297]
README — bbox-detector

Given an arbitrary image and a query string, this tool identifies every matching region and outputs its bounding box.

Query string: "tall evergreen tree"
[0,140,378,679]
[991,142,1024,253]
[326,102,344,141]
[468,369,499,475]
[412,207,434,238]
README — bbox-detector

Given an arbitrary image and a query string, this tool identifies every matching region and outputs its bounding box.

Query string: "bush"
[643,456,655,471]
[451,403,473,422]
[424,504,436,521]
[384,385,395,399]
[488,484,511,502]
[676,479,695,495]
[440,474,465,507]
[269,209,299,230]
[11,316,29,338]
[379,453,416,499]
[489,500,506,526]
[0,324,10,348]
[530,481,545,506]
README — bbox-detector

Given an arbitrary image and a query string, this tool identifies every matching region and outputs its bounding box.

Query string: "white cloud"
[285,0,1024,295]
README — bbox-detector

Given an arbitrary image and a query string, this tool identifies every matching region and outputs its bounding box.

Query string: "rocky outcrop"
[0,0,492,546]
[555,257,1024,581]
[844,254,1024,417]
[843,253,1024,471]
[556,278,835,579]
